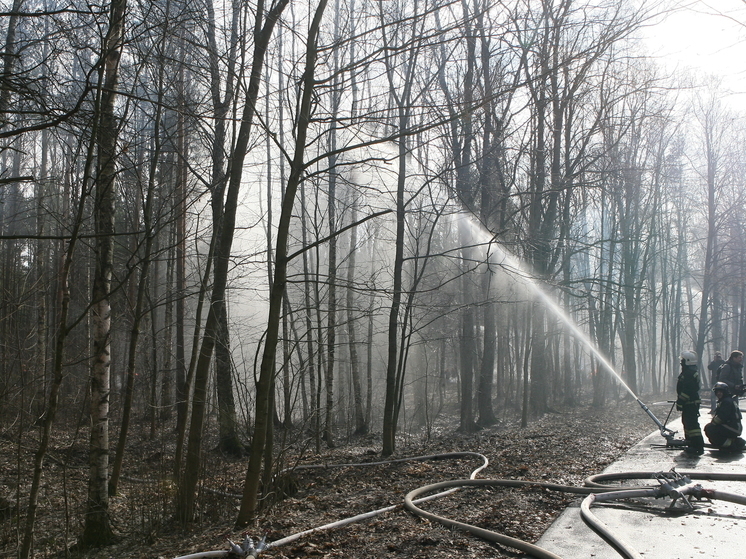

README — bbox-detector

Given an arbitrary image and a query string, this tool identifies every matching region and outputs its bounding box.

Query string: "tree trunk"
[320,1,345,446]
[457,227,478,432]
[161,231,174,421]
[20,124,92,559]
[694,106,720,368]
[347,199,366,435]
[324,156,337,448]
[215,300,243,455]
[110,72,163,496]
[381,128,407,456]
[0,0,25,127]
[300,180,319,444]
[208,0,243,458]
[236,0,324,524]
[174,120,188,436]
[176,0,288,519]
[477,279,497,427]
[81,0,126,546]
[379,0,420,456]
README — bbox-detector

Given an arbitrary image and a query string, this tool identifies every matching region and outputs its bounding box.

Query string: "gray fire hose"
[173,462,746,559]
[173,452,489,559]
[404,469,746,559]
[585,469,746,488]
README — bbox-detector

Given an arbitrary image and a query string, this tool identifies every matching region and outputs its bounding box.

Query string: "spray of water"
[457,213,676,438]
[456,213,637,398]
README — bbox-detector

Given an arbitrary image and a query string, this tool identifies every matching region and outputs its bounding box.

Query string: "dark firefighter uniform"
[677,357,705,455]
[705,383,745,452]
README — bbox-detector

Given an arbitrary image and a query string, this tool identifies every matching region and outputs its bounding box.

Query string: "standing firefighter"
[714,350,744,396]
[676,351,705,456]
[705,382,746,452]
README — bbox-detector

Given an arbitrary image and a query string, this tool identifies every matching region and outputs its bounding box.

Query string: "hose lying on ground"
[173,452,488,559]
[173,458,746,559]
[585,469,746,488]
[405,469,746,559]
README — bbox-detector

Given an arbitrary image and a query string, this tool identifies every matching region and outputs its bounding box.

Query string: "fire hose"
[173,452,489,559]
[401,469,746,559]
[172,459,746,559]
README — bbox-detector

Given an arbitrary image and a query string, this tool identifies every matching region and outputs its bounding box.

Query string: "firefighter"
[705,382,746,452]
[714,350,744,396]
[676,350,705,455]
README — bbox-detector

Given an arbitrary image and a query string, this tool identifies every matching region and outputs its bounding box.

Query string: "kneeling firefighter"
[705,382,746,452]
[677,351,705,455]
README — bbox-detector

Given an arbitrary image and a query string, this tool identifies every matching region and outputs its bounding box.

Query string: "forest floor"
[1,397,664,559]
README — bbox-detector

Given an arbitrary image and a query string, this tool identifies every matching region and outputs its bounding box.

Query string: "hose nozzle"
[636,398,677,440]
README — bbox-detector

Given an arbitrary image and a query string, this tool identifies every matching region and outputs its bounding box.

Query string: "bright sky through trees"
[645,1,746,104]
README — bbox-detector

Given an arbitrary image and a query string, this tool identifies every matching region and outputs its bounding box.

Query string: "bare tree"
[177,0,289,523]
[236,0,327,524]
[379,0,431,457]
[80,0,127,546]
[692,88,732,366]
[205,0,245,457]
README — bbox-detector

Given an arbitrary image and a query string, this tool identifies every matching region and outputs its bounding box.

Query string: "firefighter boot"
[720,438,743,453]
[684,436,705,455]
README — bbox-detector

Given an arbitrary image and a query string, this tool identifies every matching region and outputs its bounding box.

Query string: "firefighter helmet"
[680,350,697,366]
[713,381,730,395]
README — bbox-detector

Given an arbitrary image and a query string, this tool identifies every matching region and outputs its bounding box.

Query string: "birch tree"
[81,0,127,546]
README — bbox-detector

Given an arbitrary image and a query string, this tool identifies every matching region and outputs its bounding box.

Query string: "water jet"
[457,213,677,443]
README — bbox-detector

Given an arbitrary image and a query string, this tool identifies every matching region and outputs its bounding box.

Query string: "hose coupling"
[227,535,268,558]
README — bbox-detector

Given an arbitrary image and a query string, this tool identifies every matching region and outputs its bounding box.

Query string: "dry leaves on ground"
[0,398,662,559]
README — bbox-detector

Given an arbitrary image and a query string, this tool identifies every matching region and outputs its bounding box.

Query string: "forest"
[1,0,745,556]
